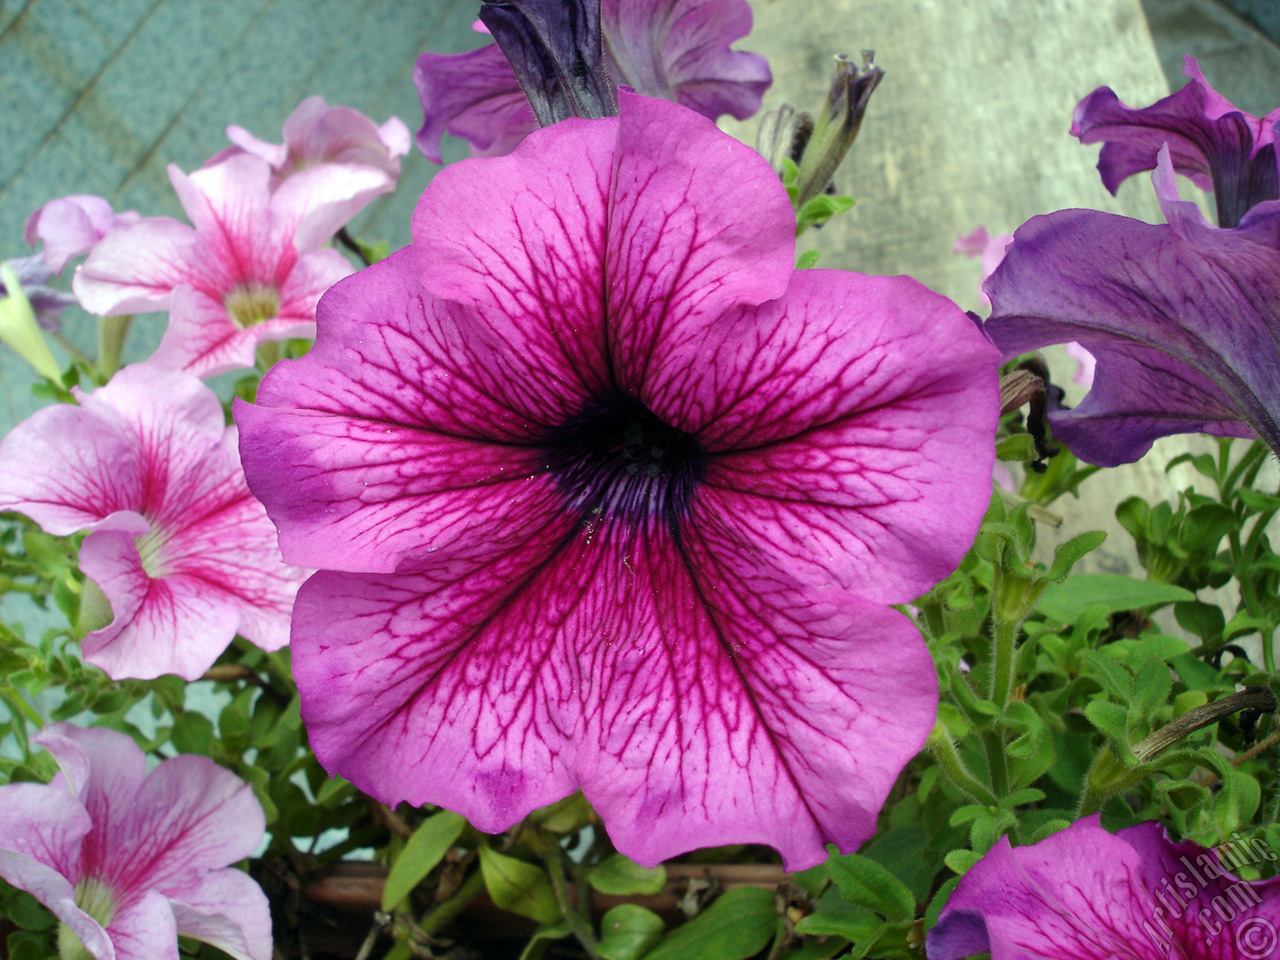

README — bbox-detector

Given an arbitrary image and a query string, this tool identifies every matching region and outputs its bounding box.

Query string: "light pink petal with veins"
[167,869,272,960]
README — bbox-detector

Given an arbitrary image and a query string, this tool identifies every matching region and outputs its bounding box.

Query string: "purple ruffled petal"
[414,43,535,163]
[292,530,935,869]
[602,0,770,121]
[1073,55,1280,227]
[984,161,1280,465]
[927,815,1280,960]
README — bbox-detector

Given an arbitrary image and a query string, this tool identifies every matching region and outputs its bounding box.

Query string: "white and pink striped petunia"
[0,363,308,680]
[0,723,271,960]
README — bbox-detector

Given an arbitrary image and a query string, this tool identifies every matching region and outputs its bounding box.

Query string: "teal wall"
[0,0,481,426]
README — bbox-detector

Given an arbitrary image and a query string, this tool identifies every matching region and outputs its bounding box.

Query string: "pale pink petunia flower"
[237,93,1000,869]
[73,153,384,378]
[954,225,1014,309]
[25,195,140,275]
[0,722,271,960]
[0,363,309,680]
[214,96,410,229]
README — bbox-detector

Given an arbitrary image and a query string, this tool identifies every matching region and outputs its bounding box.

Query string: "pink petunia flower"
[73,154,384,378]
[413,0,771,162]
[0,363,308,680]
[928,814,1280,960]
[236,93,1000,868]
[213,96,410,230]
[0,722,271,960]
[25,195,140,275]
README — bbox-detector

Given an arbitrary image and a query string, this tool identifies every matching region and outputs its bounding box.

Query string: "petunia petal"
[0,780,91,878]
[603,0,770,121]
[166,869,273,960]
[100,755,264,898]
[293,519,936,869]
[73,217,204,316]
[638,269,1000,603]
[106,889,179,960]
[413,42,535,163]
[984,192,1280,464]
[32,724,147,875]
[0,850,115,960]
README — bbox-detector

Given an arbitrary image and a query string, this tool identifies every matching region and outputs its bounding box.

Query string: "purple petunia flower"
[413,0,771,162]
[73,154,384,378]
[1073,55,1279,229]
[0,363,308,680]
[927,814,1280,960]
[235,93,999,868]
[0,723,271,960]
[984,56,1280,466]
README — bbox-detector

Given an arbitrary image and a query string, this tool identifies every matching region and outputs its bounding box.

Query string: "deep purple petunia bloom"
[412,0,771,162]
[985,143,1279,466]
[927,814,1280,960]
[1073,55,1279,228]
[237,93,999,868]
[0,363,308,680]
[0,723,271,960]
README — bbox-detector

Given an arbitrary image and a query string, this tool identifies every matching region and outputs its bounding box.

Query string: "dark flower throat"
[542,390,707,529]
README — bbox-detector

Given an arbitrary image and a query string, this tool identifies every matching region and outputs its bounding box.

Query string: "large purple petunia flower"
[0,723,271,960]
[985,143,1280,466]
[927,814,1280,960]
[1073,55,1279,228]
[236,93,999,868]
[0,363,308,680]
[413,0,771,162]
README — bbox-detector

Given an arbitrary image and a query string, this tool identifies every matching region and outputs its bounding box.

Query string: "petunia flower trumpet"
[927,814,1280,960]
[0,722,271,960]
[73,153,384,377]
[236,92,1000,868]
[984,57,1280,466]
[0,363,308,680]
[413,0,771,162]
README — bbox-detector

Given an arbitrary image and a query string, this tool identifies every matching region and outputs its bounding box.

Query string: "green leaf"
[942,849,981,876]
[995,434,1038,462]
[380,810,467,911]
[587,853,667,896]
[170,710,214,755]
[796,250,821,269]
[825,851,915,922]
[517,922,571,960]
[1084,700,1132,746]
[1043,530,1108,582]
[642,886,776,960]
[597,904,665,960]
[478,846,562,924]
[1037,574,1193,621]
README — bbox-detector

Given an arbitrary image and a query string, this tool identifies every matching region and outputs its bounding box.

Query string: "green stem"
[541,840,601,958]
[989,616,1020,712]
[928,727,998,806]
[97,315,131,380]
[982,730,1011,799]
[418,869,484,936]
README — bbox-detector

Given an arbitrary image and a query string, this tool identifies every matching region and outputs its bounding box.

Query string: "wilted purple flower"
[0,722,271,960]
[74,154,379,377]
[0,363,308,680]
[25,195,140,274]
[413,0,771,162]
[985,144,1277,466]
[928,815,1280,960]
[1073,55,1279,228]
[236,93,999,868]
